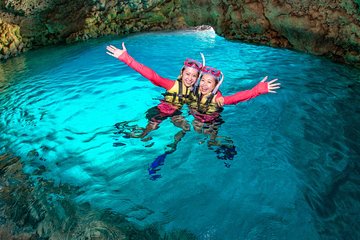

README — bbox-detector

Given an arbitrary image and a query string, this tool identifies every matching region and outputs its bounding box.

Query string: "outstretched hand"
[215,97,225,107]
[261,76,281,93]
[106,42,127,58]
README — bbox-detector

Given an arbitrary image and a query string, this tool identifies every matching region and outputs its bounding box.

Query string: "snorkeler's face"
[199,73,216,95]
[182,67,199,87]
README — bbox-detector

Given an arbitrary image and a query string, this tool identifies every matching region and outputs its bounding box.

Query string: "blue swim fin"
[148,153,167,180]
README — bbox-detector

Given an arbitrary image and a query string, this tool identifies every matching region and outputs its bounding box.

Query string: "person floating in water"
[107,43,223,179]
[189,64,280,167]
[106,43,223,140]
[191,66,280,122]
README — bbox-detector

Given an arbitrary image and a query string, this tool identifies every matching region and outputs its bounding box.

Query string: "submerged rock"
[0,153,198,239]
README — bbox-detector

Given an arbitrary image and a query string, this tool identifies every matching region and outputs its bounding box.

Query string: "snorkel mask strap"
[211,73,224,95]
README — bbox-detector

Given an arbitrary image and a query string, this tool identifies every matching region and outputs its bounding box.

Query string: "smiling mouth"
[200,87,209,93]
[187,79,196,84]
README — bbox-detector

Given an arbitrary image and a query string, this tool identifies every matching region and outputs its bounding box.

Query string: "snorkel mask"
[201,66,224,95]
[193,53,224,95]
[182,58,203,72]
[180,54,205,87]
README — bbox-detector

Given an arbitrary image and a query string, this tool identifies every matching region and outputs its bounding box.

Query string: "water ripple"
[1,29,360,239]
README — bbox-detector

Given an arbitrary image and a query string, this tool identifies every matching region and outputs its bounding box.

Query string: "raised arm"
[106,43,175,90]
[223,76,280,105]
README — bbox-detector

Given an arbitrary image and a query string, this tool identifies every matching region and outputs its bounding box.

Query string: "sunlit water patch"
[1,28,360,239]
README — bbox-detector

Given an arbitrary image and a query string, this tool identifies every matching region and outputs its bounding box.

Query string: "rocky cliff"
[180,0,360,67]
[1,0,360,67]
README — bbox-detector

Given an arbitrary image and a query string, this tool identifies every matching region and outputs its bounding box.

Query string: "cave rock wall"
[1,0,360,67]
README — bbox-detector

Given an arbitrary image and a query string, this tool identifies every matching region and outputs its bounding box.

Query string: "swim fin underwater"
[148,153,167,180]
[148,130,187,180]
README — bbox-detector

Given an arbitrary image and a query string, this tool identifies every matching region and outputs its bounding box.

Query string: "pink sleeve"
[215,91,223,99]
[118,51,175,90]
[223,82,268,105]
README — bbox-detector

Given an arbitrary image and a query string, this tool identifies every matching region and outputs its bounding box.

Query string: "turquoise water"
[1,28,360,239]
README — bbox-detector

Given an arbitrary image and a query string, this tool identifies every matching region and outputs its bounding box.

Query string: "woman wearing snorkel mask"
[191,66,280,123]
[190,65,280,167]
[106,43,223,139]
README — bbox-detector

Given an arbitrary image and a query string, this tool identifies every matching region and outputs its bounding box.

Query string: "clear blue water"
[1,28,360,239]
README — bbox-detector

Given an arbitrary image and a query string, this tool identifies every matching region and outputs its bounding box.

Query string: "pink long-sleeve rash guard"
[191,82,269,123]
[118,51,175,90]
[223,81,268,105]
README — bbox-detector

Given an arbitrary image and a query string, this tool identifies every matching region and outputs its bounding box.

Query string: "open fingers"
[106,52,115,57]
[122,42,126,51]
[269,78,279,84]
[261,76,268,82]
[268,86,280,93]
[269,86,280,90]
[106,45,117,53]
[269,83,281,87]
[265,77,281,93]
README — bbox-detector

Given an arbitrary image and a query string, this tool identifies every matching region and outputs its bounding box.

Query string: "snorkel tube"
[193,53,206,91]
[211,73,224,95]
[200,52,206,67]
